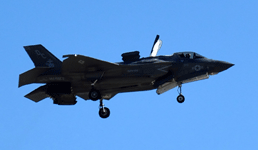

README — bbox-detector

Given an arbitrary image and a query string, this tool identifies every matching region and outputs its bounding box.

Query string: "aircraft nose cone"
[212,61,234,73]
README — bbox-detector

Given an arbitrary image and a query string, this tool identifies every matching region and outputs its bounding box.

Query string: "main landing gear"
[177,85,185,103]
[99,99,110,119]
[89,89,110,118]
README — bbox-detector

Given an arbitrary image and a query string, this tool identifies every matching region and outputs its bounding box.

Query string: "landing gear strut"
[99,99,110,118]
[177,85,185,103]
[89,77,110,118]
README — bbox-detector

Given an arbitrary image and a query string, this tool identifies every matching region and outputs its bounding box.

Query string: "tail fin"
[24,44,62,68]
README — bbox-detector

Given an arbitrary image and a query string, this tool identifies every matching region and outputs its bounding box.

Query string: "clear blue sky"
[0,0,257,149]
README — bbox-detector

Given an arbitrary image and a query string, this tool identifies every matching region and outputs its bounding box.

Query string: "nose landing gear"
[177,85,185,103]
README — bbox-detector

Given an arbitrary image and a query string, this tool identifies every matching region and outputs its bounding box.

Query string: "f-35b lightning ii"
[19,35,234,118]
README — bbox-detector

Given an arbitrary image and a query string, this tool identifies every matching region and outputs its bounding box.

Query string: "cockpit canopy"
[174,52,205,59]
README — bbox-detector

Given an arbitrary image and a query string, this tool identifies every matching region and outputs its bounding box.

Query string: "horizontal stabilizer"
[19,67,50,87]
[25,85,48,102]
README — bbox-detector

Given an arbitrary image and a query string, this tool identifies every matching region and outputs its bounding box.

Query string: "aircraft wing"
[62,54,119,73]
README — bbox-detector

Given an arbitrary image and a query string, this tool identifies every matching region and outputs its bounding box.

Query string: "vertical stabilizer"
[24,44,62,68]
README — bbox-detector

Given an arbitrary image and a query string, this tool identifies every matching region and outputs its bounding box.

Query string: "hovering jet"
[19,35,234,118]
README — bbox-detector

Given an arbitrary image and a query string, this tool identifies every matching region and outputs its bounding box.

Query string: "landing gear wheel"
[89,89,101,100]
[177,94,185,103]
[99,107,110,118]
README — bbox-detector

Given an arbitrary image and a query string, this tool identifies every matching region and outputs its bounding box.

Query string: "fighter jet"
[19,35,234,118]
